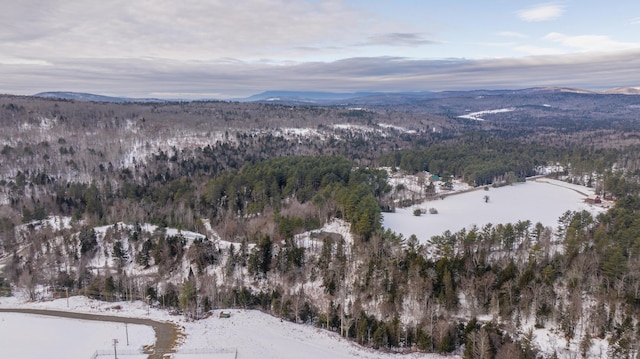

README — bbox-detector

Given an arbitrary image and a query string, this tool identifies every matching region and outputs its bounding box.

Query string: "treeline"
[379,135,626,187]
[2,155,391,237]
[379,136,555,185]
[202,156,390,239]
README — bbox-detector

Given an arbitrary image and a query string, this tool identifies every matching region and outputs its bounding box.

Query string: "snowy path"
[531,178,590,196]
[0,308,180,359]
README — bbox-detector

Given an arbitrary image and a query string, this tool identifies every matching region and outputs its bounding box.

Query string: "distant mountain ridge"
[601,87,640,95]
[34,91,166,103]
[236,90,434,103]
[33,86,639,105]
[238,90,380,102]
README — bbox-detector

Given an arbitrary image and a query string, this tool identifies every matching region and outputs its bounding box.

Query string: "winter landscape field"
[383,178,606,243]
[0,302,154,359]
[0,176,608,359]
[3,2,640,357]
[0,295,446,359]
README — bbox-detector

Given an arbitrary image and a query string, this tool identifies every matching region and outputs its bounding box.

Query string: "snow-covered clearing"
[332,123,377,133]
[0,313,150,358]
[529,324,608,359]
[377,123,417,134]
[277,127,323,137]
[386,169,472,195]
[293,218,353,249]
[0,297,154,359]
[0,295,450,359]
[457,108,515,121]
[179,309,444,359]
[383,178,607,243]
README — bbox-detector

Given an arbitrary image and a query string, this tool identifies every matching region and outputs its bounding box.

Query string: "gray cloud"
[9,1,636,99]
[362,33,437,47]
[0,0,370,61]
[3,50,640,98]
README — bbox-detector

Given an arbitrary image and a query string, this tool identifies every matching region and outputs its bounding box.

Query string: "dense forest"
[2,93,640,357]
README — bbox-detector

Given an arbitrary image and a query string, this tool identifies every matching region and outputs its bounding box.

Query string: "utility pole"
[125,323,129,346]
[113,339,118,359]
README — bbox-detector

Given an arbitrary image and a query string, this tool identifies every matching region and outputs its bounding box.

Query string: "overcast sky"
[2,0,640,99]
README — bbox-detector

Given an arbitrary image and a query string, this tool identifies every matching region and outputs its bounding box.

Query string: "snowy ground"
[0,294,452,359]
[179,309,447,359]
[457,108,515,121]
[0,314,151,359]
[386,169,473,197]
[0,303,154,359]
[383,178,607,243]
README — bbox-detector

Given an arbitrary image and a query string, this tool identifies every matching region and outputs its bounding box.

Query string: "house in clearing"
[585,195,602,204]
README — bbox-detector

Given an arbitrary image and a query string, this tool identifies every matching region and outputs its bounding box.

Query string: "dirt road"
[0,308,181,359]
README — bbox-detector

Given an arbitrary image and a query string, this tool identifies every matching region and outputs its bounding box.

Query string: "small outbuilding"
[585,195,602,204]
[219,311,231,318]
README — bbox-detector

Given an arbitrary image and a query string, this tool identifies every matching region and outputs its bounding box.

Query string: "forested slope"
[2,95,640,357]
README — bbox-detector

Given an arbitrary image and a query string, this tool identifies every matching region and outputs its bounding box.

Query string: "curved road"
[0,308,181,359]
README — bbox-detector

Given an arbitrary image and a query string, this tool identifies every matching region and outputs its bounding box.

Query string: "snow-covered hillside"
[0,295,451,359]
[0,173,617,359]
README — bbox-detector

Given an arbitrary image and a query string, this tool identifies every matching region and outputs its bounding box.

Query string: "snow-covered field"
[0,303,154,359]
[383,178,607,243]
[0,314,151,358]
[457,108,515,121]
[178,309,444,359]
[0,295,449,359]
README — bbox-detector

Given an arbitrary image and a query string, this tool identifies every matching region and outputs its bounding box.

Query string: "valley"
[1,89,640,358]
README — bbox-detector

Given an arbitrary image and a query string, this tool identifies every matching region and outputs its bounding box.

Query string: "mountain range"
[33,91,166,103]
[33,86,640,105]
